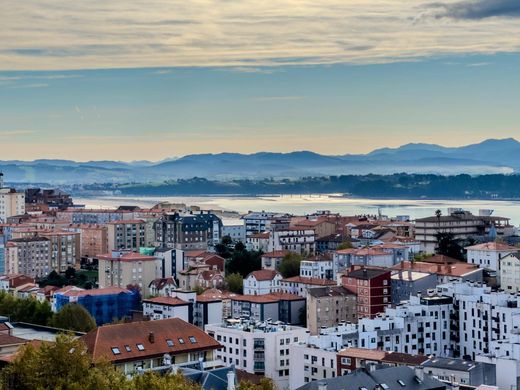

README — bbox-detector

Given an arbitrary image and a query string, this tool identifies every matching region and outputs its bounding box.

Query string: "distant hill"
[1,138,519,184]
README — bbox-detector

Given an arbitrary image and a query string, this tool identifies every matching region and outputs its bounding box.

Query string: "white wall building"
[268,228,315,255]
[0,174,25,223]
[289,343,337,390]
[500,252,520,293]
[300,256,336,280]
[465,242,517,272]
[206,320,308,390]
[243,270,282,295]
[222,223,246,242]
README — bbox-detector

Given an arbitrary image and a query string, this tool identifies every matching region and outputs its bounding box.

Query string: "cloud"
[0,130,36,137]
[2,1,520,71]
[430,0,520,20]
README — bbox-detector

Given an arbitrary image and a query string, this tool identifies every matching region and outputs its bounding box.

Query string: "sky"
[1,0,520,161]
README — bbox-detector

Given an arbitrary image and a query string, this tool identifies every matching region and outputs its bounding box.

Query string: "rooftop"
[247,269,280,281]
[282,276,337,286]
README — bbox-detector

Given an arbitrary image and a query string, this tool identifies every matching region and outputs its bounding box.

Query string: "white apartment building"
[222,223,246,242]
[437,281,520,360]
[243,270,282,295]
[0,173,25,223]
[206,320,308,390]
[142,296,191,322]
[300,256,337,280]
[242,211,291,237]
[500,252,520,292]
[289,343,337,390]
[246,232,270,252]
[268,228,315,255]
[465,242,517,273]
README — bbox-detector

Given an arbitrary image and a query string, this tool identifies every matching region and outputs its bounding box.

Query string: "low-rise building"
[148,277,177,296]
[143,296,191,322]
[246,232,270,252]
[391,270,438,304]
[269,228,315,255]
[53,286,139,325]
[261,250,289,271]
[299,254,336,280]
[280,276,337,298]
[82,318,222,375]
[392,260,483,285]
[243,270,282,295]
[231,293,306,325]
[421,356,496,388]
[465,242,517,273]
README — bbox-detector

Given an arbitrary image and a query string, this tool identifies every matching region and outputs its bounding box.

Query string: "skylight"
[397,380,406,387]
[189,336,197,344]
[178,338,185,344]
[111,347,121,355]
[136,343,145,351]
[124,345,131,352]
[166,339,174,347]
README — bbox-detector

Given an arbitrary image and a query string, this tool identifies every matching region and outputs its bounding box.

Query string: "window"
[111,347,121,355]
[124,345,131,352]
[189,336,197,344]
[178,338,185,344]
[136,344,145,351]
[341,357,351,365]
[166,339,174,347]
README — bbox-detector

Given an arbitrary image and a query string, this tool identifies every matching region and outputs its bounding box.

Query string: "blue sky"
[1,0,520,161]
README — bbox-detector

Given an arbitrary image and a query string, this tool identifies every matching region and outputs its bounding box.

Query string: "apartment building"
[57,209,132,224]
[261,250,290,271]
[342,266,392,318]
[107,219,146,252]
[280,276,336,298]
[499,252,520,292]
[4,237,51,278]
[391,270,438,304]
[246,232,270,252]
[74,224,108,259]
[231,293,306,325]
[437,281,520,360]
[206,319,308,390]
[333,244,409,271]
[465,241,517,272]
[415,210,511,254]
[0,173,25,223]
[242,211,292,237]
[300,254,336,280]
[39,230,80,272]
[268,228,315,255]
[392,261,483,285]
[143,296,191,322]
[289,343,337,389]
[98,251,159,297]
[154,212,222,250]
[307,286,357,334]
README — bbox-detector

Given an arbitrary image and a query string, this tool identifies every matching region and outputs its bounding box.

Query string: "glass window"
[111,347,121,355]
[178,338,185,344]
[124,345,131,352]
[136,344,145,351]
[166,339,174,347]
[189,336,197,344]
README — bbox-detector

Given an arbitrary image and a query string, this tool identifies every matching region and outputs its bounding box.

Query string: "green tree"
[0,293,53,326]
[278,253,302,278]
[336,240,353,250]
[226,273,244,294]
[49,303,97,332]
[435,232,464,260]
[226,246,262,277]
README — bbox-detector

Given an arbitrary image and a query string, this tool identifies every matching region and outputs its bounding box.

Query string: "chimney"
[317,381,327,390]
[227,370,236,390]
[414,366,424,382]
[148,332,155,343]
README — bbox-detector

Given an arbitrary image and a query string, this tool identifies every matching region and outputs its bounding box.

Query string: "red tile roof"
[262,250,290,258]
[247,269,280,281]
[232,292,305,304]
[282,276,337,286]
[249,232,270,239]
[97,252,156,262]
[81,318,221,363]
[143,297,189,306]
[392,261,481,277]
[466,242,518,251]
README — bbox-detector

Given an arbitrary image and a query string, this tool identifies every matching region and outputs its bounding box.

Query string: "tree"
[0,292,53,326]
[49,303,97,332]
[226,246,262,277]
[336,240,353,250]
[1,334,265,390]
[226,273,243,294]
[278,253,302,278]
[435,232,464,260]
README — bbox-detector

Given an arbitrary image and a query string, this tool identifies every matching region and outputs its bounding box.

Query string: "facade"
[24,188,73,210]
[154,212,222,250]
[268,228,315,255]
[391,270,438,304]
[341,266,391,318]
[4,237,51,278]
[107,219,146,252]
[243,270,282,295]
[299,254,336,280]
[289,343,337,389]
[206,320,308,390]
[53,286,139,325]
[280,276,336,298]
[222,223,246,242]
[39,230,81,273]
[0,174,25,223]
[415,210,511,253]
[148,277,178,296]
[231,293,306,325]
[143,296,191,322]
[306,286,357,334]
[290,218,336,239]
[98,251,159,297]
[82,318,222,375]
[465,242,517,272]
[76,224,108,259]
[261,251,290,271]
[242,211,291,237]
[499,252,520,292]
[421,357,496,388]
[246,232,270,252]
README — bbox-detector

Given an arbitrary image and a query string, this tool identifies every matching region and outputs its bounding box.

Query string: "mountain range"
[1,138,519,185]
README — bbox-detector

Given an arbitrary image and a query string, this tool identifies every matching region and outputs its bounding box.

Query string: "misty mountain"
[1,138,519,185]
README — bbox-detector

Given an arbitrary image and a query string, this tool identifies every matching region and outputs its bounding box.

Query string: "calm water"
[74,195,520,225]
